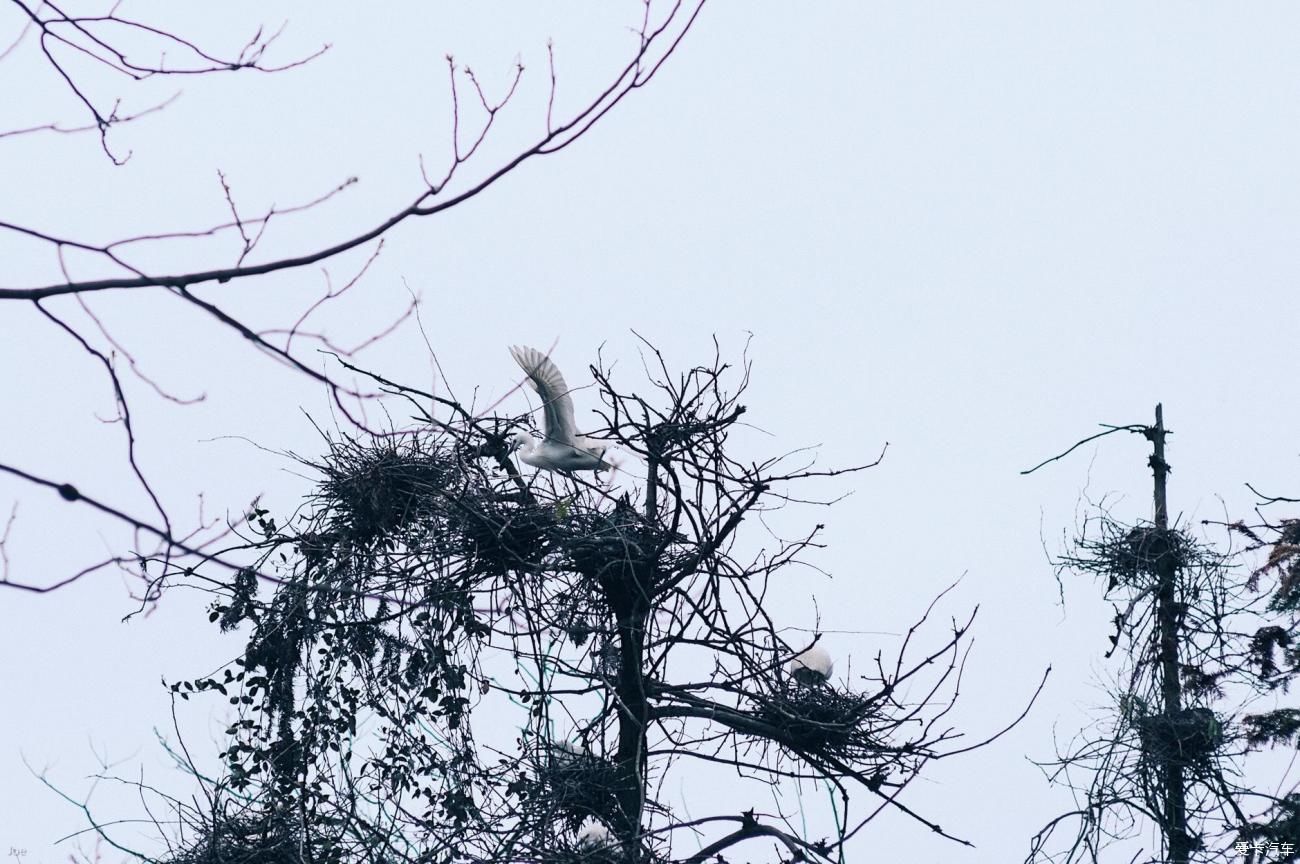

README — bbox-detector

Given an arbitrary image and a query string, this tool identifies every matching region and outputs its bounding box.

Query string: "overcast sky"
[4,2,1300,862]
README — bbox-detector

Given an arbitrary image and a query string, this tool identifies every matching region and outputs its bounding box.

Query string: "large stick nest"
[313,434,458,546]
[540,841,656,864]
[307,434,693,596]
[1135,705,1225,768]
[512,741,671,862]
[531,742,625,830]
[1063,519,1207,591]
[452,492,557,579]
[754,682,881,761]
[302,433,562,582]
[163,810,341,864]
[556,501,687,600]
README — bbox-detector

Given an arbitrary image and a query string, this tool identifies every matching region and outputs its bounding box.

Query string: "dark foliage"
[1249,626,1293,683]
[1242,709,1300,750]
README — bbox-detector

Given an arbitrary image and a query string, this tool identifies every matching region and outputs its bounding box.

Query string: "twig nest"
[576,819,617,851]
[788,643,834,686]
[539,739,622,829]
[1120,526,1183,576]
[316,435,454,544]
[1136,706,1224,767]
[162,811,310,864]
[755,684,878,759]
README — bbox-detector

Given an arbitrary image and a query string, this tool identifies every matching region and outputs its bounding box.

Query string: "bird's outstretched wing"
[509,345,578,444]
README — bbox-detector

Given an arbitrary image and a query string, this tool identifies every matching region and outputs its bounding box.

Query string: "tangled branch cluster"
[86,344,1013,864]
[1029,507,1300,863]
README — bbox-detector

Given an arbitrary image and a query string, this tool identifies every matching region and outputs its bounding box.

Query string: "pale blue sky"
[3,3,1300,861]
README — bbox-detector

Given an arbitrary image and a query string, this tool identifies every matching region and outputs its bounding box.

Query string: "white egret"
[575,819,617,851]
[549,737,589,765]
[788,642,834,686]
[508,345,609,472]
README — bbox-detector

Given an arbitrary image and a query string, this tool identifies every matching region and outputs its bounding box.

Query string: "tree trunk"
[613,607,650,861]
[1149,403,1192,862]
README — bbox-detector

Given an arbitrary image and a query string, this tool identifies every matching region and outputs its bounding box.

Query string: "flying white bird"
[509,345,610,473]
[788,642,834,686]
[575,819,617,852]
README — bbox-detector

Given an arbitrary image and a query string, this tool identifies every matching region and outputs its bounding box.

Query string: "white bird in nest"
[549,737,589,765]
[575,819,617,852]
[788,642,834,686]
[508,345,610,473]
